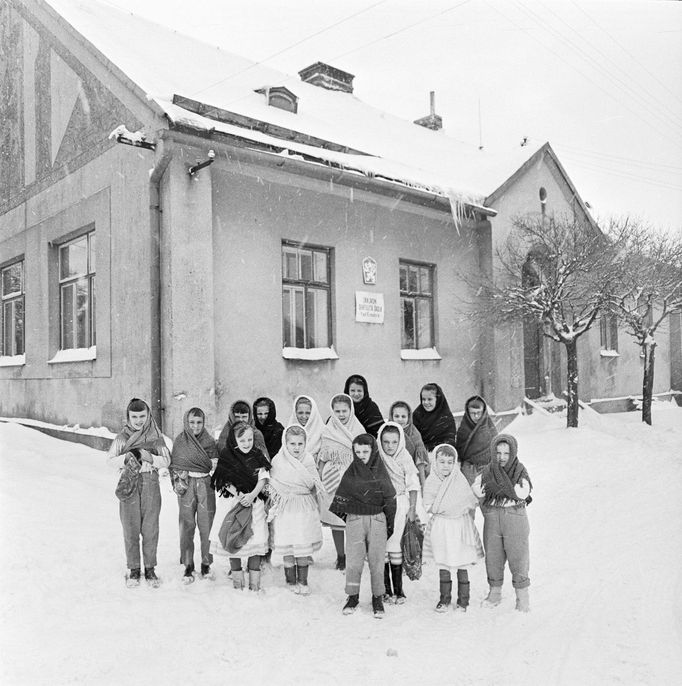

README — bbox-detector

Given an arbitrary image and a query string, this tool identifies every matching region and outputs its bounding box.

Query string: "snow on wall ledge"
[47,346,97,364]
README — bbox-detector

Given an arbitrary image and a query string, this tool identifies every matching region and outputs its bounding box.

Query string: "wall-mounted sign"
[355,291,384,324]
[362,256,377,285]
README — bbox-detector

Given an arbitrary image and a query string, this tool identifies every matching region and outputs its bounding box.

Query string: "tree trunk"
[565,339,579,428]
[641,341,656,426]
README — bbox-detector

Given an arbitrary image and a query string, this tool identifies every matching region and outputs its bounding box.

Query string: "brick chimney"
[414,91,443,131]
[299,62,354,94]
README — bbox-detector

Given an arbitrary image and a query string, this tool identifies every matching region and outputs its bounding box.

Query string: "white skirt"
[209,495,269,559]
[270,493,323,562]
[423,512,484,571]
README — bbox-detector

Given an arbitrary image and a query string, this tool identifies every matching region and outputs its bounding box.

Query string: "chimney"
[299,62,354,94]
[413,91,443,131]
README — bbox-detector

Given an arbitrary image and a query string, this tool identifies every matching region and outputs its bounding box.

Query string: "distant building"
[1,0,678,435]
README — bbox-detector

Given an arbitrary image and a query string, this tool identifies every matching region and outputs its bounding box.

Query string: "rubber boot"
[383,563,393,603]
[284,566,297,590]
[482,585,502,607]
[455,569,470,612]
[296,564,310,595]
[515,586,530,612]
[435,580,452,612]
[391,564,406,604]
[248,569,261,592]
[232,570,245,591]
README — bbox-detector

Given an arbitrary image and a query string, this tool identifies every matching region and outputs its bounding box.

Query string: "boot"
[391,564,405,604]
[435,580,452,612]
[342,594,359,615]
[182,564,194,584]
[372,595,385,618]
[482,585,502,607]
[126,568,141,588]
[455,569,470,611]
[296,565,310,595]
[335,555,346,571]
[200,563,212,579]
[144,567,160,588]
[515,586,530,612]
[248,569,261,592]
[284,566,297,590]
[383,563,394,603]
[232,570,245,591]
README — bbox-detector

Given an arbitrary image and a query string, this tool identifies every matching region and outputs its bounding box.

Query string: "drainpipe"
[148,132,173,431]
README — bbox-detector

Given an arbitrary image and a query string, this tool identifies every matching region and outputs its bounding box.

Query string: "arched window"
[255,86,299,114]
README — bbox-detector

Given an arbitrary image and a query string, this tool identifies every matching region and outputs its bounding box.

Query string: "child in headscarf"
[107,398,171,588]
[217,400,269,461]
[456,396,498,486]
[423,444,484,612]
[377,422,420,604]
[287,395,324,460]
[472,434,532,612]
[330,434,396,618]
[317,393,365,571]
[412,383,458,455]
[344,374,384,438]
[389,400,429,489]
[253,397,285,458]
[268,425,325,595]
[170,407,218,582]
[210,422,270,592]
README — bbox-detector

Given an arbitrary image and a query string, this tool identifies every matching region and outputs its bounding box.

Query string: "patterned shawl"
[317,394,365,468]
[481,434,532,506]
[423,444,477,517]
[117,400,167,456]
[287,395,324,458]
[171,409,217,473]
[344,375,384,438]
[389,401,429,469]
[455,395,498,467]
[253,397,285,458]
[217,400,269,460]
[412,384,458,452]
[377,422,420,496]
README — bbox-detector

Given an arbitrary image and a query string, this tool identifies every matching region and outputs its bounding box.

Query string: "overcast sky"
[99,0,682,232]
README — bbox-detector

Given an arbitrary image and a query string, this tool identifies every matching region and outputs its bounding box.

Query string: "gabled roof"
[41,0,546,211]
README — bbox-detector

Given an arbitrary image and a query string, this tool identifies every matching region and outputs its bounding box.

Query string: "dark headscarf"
[253,397,284,458]
[455,395,498,467]
[211,422,270,501]
[118,398,167,456]
[330,434,396,535]
[344,374,384,438]
[412,383,458,452]
[481,434,532,506]
[171,408,218,473]
[217,400,270,461]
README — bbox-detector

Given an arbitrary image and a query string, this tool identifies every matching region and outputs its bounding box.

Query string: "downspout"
[148,131,173,431]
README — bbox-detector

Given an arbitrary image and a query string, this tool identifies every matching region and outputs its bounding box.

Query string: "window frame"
[599,313,618,352]
[399,259,436,350]
[281,240,333,350]
[1,259,25,357]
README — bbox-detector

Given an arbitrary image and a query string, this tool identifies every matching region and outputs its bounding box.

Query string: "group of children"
[107,376,533,616]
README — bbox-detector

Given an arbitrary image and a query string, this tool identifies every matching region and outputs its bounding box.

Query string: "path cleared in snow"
[1,405,681,685]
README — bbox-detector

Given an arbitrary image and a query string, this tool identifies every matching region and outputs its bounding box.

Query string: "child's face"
[128,409,148,430]
[234,411,249,423]
[348,383,364,402]
[286,433,306,459]
[296,402,312,426]
[354,444,372,464]
[236,429,254,453]
[391,406,409,427]
[255,405,269,424]
[496,442,511,467]
[381,431,399,457]
[468,405,484,422]
[421,391,437,412]
[188,414,204,436]
[435,452,455,476]
[333,402,350,425]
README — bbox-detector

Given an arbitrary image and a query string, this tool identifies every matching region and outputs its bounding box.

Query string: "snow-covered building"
[1,0,678,435]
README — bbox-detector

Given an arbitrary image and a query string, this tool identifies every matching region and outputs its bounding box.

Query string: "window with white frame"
[1,260,24,356]
[282,242,331,348]
[59,231,96,350]
[400,260,435,349]
[599,313,618,352]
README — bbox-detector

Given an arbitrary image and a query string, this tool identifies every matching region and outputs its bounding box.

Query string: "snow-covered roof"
[44,0,544,209]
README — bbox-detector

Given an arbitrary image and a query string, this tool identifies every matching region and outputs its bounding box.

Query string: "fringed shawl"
[377,422,420,496]
[267,426,326,521]
[217,400,269,460]
[171,410,217,473]
[253,397,285,458]
[455,395,498,467]
[389,401,429,469]
[344,375,384,438]
[287,395,324,458]
[412,384,458,452]
[423,444,478,517]
[211,424,270,501]
[481,434,532,506]
[317,394,365,468]
[117,400,167,456]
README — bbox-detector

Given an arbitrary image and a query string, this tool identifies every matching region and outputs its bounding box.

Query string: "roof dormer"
[255,86,299,114]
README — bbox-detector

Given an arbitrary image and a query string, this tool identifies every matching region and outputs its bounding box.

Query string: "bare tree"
[606,220,682,425]
[475,215,618,428]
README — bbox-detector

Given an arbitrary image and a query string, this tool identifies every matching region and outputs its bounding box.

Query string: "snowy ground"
[1,405,681,686]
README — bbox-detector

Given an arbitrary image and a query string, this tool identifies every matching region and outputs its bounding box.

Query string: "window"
[1,260,24,356]
[255,86,299,114]
[59,232,96,349]
[400,260,434,349]
[282,242,331,348]
[599,314,618,352]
